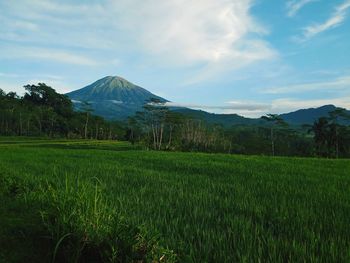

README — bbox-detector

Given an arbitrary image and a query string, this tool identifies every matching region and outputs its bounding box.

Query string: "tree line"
[0,83,124,139]
[1,84,349,158]
[126,98,350,158]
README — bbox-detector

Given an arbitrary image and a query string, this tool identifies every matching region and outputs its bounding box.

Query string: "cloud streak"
[262,75,350,94]
[271,97,350,114]
[168,97,350,118]
[0,45,98,66]
[299,0,350,40]
[220,97,350,117]
[286,0,317,17]
[165,101,270,111]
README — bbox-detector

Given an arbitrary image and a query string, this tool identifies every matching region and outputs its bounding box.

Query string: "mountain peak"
[95,75,138,90]
[66,76,166,119]
[67,76,165,101]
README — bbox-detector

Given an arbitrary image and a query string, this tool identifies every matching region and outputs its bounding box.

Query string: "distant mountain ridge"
[66,76,349,126]
[280,105,347,125]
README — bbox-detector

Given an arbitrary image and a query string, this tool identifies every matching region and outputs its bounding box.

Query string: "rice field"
[0,138,349,262]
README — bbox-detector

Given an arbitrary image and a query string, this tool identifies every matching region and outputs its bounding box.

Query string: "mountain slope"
[67,76,349,126]
[280,105,350,125]
[66,76,166,120]
[173,108,262,127]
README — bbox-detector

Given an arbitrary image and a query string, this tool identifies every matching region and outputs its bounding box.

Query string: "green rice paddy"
[0,138,349,262]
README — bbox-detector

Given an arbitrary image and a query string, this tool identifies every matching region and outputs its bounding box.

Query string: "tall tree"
[309,117,329,157]
[81,101,93,139]
[141,98,169,150]
[262,114,287,156]
[328,108,350,158]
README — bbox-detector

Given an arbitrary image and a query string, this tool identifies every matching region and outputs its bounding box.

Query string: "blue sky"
[0,0,349,117]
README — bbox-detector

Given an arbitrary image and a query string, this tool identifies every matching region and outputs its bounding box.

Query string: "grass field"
[0,138,350,262]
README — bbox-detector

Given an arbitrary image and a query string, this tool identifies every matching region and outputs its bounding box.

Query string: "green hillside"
[174,108,263,127]
[1,138,350,262]
[280,105,350,125]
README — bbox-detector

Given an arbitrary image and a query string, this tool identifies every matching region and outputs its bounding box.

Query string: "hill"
[67,76,349,126]
[280,105,350,125]
[173,108,262,127]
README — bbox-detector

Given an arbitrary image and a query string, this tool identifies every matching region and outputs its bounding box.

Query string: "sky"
[0,0,350,117]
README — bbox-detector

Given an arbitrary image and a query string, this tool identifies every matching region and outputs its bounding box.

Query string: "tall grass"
[34,176,175,262]
[0,139,350,262]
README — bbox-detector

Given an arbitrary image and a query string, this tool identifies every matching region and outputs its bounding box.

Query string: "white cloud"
[165,100,271,118]
[25,50,97,66]
[299,0,350,40]
[0,46,98,66]
[262,75,350,94]
[0,72,21,78]
[271,97,350,114]
[165,101,269,111]
[111,0,275,67]
[286,0,317,17]
[0,0,276,78]
[221,97,350,117]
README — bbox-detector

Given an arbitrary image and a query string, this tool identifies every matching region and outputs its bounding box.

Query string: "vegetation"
[309,108,350,158]
[1,139,350,262]
[0,139,175,262]
[1,84,350,158]
[127,100,350,158]
[0,84,125,139]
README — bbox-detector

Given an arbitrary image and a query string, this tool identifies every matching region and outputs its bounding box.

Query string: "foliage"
[0,84,125,139]
[127,105,350,157]
[309,108,350,158]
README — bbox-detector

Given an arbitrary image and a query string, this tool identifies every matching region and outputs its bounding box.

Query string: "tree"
[80,101,93,139]
[164,111,183,150]
[309,117,329,157]
[1,83,125,139]
[262,114,287,156]
[328,108,350,158]
[141,98,169,150]
[23,83,73,117]
[0,88,6,97]
[126,117,141,144]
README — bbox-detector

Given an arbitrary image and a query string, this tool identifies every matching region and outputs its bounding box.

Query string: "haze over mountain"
[67,76,349,126]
